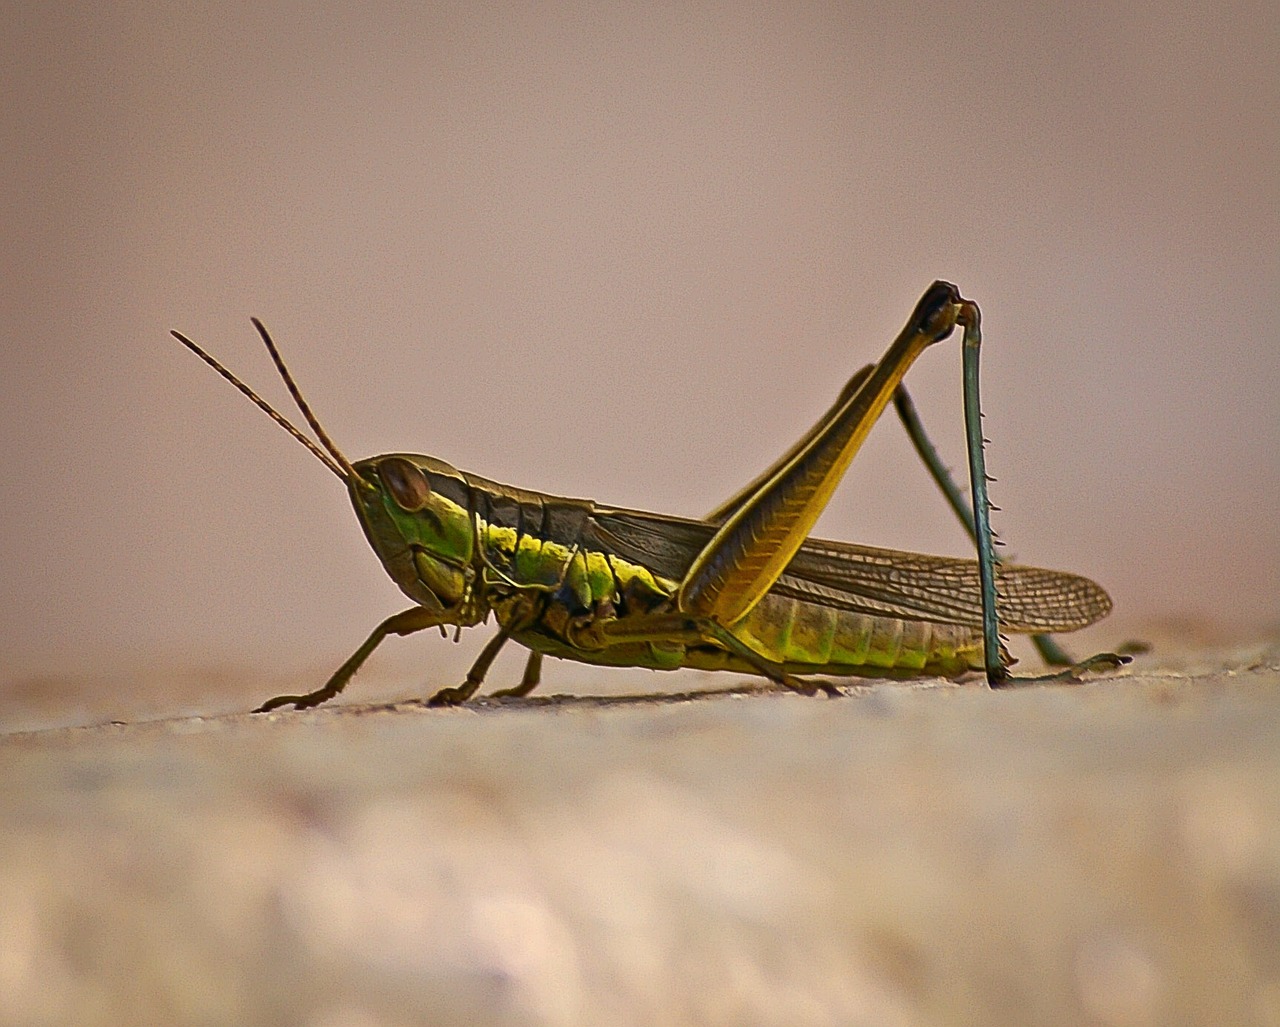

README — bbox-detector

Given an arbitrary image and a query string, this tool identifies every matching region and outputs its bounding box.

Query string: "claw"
[254,691,328,713]
[426,683,477,707]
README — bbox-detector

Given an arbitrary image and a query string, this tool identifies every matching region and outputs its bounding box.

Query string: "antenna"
[170,322,363,486]
[249,318,364,484]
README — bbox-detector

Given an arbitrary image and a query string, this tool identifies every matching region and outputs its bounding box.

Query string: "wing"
[586,507,1111,633]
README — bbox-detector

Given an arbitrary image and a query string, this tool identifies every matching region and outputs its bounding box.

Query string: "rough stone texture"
[2,637,1278,1027]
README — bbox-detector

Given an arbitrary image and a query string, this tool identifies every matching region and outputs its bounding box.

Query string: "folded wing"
[587,508,1110,634]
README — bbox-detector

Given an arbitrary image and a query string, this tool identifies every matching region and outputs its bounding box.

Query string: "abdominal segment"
[729,593,984,676]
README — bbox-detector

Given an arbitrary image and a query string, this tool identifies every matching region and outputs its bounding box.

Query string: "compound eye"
[378,457,432,512]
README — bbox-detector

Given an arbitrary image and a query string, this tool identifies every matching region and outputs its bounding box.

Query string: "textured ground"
[2,632,1278,1027]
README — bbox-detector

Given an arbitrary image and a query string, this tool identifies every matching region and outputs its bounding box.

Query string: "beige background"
[2,3,1276,702]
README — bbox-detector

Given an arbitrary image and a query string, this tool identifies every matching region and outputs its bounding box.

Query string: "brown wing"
[587,508,1111,633]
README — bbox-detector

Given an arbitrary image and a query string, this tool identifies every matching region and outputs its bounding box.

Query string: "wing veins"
[587,508,1109,633]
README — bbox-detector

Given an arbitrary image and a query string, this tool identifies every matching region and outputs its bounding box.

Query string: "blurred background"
[2,1,1276,724]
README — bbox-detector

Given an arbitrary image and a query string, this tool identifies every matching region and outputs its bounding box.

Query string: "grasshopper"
[172,281,1125,712]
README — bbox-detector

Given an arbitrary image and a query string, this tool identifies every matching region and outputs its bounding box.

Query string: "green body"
[172,280,1120,711]
[351,453,1104,682]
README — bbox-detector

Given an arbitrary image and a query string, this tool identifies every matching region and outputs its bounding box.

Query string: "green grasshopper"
[172,281,1125,713]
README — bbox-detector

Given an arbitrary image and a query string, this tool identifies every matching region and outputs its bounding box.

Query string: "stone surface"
[2,638,1278,1026]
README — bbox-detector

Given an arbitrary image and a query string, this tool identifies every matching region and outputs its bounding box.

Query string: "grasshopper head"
[349,454,481,623]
